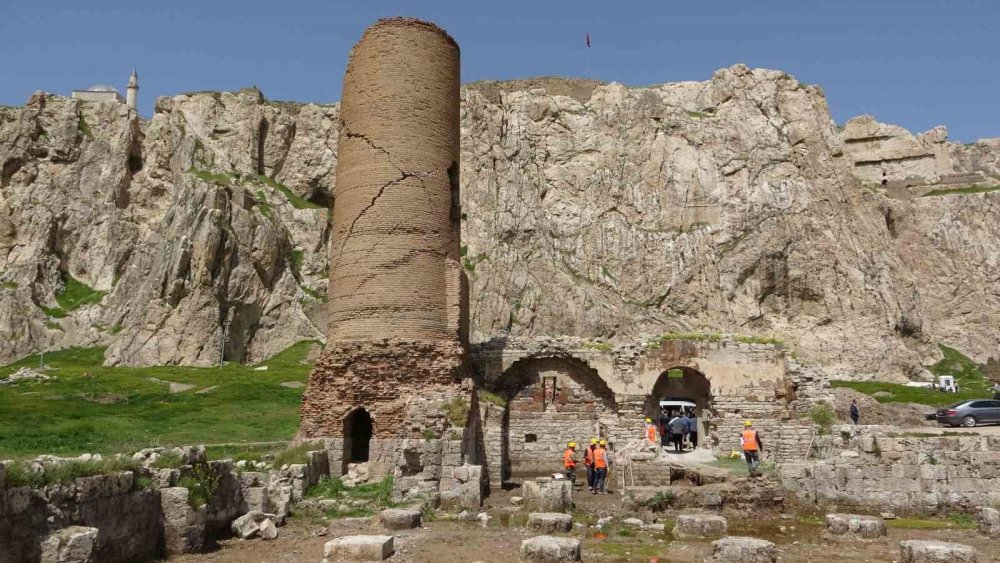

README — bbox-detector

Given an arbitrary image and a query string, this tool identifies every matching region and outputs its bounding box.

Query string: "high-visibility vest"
[584,446,594,466]
[741,429,759,451]
[563,448,576,469]
[645,424,656,443]
[594,447,608,469]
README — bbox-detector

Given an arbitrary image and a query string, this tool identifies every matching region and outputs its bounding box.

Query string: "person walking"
[741,421,764,477]
[592,439,609,494]
[680,410,692,451]
[584,438,597,489]
[563,442,577,484]
[668,413,686,453]
[849,399,860,425]
[643,417,657,446]
[687,410,699,450]
[658,407,671,448]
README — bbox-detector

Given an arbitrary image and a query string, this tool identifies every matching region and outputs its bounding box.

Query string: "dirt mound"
[832,387,934,427]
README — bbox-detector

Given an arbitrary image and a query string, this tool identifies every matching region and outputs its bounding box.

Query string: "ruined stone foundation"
[300,18,479,496]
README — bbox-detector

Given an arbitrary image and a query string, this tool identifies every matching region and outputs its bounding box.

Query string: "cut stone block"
[522,479,572,512]
[899,540,978,563]
[379,508,422,530]
[825,513,887,539]
[673,513,728,538]
[708,536,778,563]
[520,535,582,562]
[527,512,573,533]
[623,517,644,528]
[978,506,1000,538]
[160,487,207,554]
[323,535,395,561]
[39,526,98,563]
[259,518,278,540]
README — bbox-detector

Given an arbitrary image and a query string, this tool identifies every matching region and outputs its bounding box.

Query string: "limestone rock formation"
[1,66,999,378]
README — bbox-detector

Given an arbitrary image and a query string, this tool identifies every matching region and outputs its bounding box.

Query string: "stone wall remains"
[779,427,1000,513]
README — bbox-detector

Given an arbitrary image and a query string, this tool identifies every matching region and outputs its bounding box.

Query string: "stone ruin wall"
[469,336,829,482]
[779,427,1000,513]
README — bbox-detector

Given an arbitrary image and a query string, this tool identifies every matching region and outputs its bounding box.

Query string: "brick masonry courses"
[469,336,829,482]
[300,19,477,481]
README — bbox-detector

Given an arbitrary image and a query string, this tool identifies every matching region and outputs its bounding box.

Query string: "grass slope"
[0,342,317,460]
[832,345,992,407]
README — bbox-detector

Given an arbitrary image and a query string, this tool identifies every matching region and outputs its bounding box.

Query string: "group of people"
[644,408,698,453]
[562,438,611,494]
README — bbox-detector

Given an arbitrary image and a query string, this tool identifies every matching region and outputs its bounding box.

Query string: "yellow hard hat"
[599,439,608,445]
[590,438,598,444]
[644,417,652,423]
[744,420,753,427]
[568,442,577,448]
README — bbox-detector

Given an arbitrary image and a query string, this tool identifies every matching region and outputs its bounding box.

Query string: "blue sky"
[1,0,997,141]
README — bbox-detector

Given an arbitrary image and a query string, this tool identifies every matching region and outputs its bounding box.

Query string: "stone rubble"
[708,536,778,563]
[824,513,887,539]
[977,506,1000,538]
[519,535,582,562]
[527,512,573,534]
[231,510,282,539]
[0,367,54,385]
[898,540,979,563]
[672,513,728,538]
[322,535,395,561]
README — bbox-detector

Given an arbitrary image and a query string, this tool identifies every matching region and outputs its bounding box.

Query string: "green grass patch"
[0,342,316,460]
[580,340,613,351]
[920,184,1000,197]
[150,451,185,469]
[177,463,219,509]
[3,456,139,489]
[597,541,665,558]
[477,390,508,408]
[256,174,323,209]
[1,281,18,290]
[832,344,991,407]
[77,116,93,138]
[888,515,977,530]
[660,332,722,342]
[291,250,305,271]
[300,285,326,302]
[271,441,323,468]
[55,273,106,312]
[190,169,232,185]
[684,110,712,119]
[307,475,396,519]
[808,402,836,434]
[205,444,277,463]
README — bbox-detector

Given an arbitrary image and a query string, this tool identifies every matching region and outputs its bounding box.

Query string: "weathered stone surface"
[519,535,582,562]
[527,512,573,533]
[977,506,1000,538]
[2,68,999,380]
[259,518,278,540]
[522,479,572,512]
[160,487,207,554]
[672,513,728,538]
[39,526,98,563]
[622,517,644,528]
[231,510,282,539]
[379,508,422,530]
[708,536,778,563]
[323,535,395,561]
[825,513,887,539]
[899,540,978,563]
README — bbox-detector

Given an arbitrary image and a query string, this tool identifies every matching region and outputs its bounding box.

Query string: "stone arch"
[342,407,374,473]
[494,355,617,481]
[646,366,712,416]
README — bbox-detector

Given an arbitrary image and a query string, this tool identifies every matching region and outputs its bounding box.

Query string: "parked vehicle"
[935,399,1000,427]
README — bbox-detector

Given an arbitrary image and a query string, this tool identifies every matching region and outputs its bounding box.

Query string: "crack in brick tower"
[300,18,476,477]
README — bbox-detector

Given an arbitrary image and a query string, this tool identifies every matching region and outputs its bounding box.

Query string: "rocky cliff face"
[1,66,998,378]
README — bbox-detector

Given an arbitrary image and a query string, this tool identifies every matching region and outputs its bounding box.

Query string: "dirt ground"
[175,481,999,563]
[831,387,936,427]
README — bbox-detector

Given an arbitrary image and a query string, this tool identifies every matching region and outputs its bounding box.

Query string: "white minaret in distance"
[126,68,138,110]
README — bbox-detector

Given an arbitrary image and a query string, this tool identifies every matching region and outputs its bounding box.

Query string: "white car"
[658,399,696,412]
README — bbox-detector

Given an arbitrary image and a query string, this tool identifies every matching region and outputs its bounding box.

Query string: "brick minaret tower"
[300,18,473,476]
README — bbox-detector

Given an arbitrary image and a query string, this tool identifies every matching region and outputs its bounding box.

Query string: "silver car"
[935,399,1000,427]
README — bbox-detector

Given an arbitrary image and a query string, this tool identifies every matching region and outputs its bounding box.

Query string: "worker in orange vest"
[592,439,610,494]
[563,442,577,484]
[583,438,598,489]
[740,420,764,476]
[643,417,657,445]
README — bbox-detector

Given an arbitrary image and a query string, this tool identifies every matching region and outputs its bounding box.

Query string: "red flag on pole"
[586,33,591,48]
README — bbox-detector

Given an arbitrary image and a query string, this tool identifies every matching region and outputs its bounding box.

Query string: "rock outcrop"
[2,66,999,376]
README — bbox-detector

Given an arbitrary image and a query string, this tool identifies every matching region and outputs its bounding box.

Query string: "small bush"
[151,451,185,469]
[177,464,219,509]
[477,390,508,408]
[809,402,836,434]
[135,476,154,490]
[308,476,347,499]
[639,490,676,512]
[421,428,439,440]
[443,396,470,427]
